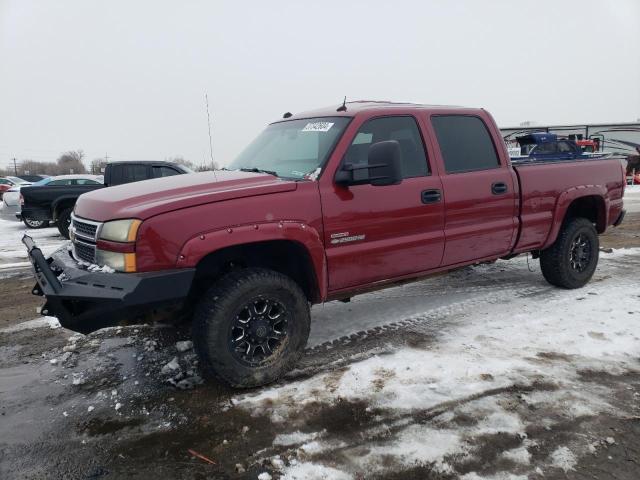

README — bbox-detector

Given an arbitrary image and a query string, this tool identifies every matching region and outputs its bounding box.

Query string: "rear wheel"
[22,217,49,229]
[193,268,310,388]
[56,208,73,239]
[540,217,599,289]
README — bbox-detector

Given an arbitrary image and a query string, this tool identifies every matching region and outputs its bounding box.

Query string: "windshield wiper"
[239,167,279,177]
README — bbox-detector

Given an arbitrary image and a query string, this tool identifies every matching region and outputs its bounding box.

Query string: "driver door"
[319,115,445,291]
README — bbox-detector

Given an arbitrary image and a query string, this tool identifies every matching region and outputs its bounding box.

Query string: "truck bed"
[513,156,626,253]
[511,153,621,166]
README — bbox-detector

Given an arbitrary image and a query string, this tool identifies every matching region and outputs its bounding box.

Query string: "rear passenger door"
[321,115,445,291]
[430,115,517,266]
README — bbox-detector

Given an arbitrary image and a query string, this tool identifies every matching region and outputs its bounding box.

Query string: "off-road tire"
[540,217,599,289]
[56,207,73,239]
[22,217,49,229]
[193,268,310,388]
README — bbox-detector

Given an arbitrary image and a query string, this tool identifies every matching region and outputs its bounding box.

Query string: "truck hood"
[74,170,298,222]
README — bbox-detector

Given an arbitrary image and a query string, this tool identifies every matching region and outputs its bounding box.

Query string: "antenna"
[205,93,218,179]
[337,96,347,112]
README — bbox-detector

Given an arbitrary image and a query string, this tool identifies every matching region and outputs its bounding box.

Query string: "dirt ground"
[0,273,43,329]
[597,211,640,249]
[1,213,640,479]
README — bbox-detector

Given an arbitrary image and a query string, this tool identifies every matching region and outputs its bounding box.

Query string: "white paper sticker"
[302,121,334,132]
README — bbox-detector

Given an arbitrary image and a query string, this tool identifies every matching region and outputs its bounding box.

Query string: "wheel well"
[193,240,320,303]
[564,195,606,233]
[53,200,75,221]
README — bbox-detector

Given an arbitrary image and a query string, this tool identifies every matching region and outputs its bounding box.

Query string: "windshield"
[229,117,350,179]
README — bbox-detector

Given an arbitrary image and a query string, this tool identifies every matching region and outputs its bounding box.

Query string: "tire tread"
[192,268,310,388]
[540,217,599,289]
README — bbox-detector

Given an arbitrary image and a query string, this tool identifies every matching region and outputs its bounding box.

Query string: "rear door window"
[75,179,101,185]
[110,164,149,185]
[431,115,500,173]
[127,165,149,182]
[109,165,124,185]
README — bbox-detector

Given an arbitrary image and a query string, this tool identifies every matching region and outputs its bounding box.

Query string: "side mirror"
[335,140,403,187]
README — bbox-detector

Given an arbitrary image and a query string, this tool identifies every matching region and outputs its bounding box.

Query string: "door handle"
[421,189,442,204]
[491,182,508,195]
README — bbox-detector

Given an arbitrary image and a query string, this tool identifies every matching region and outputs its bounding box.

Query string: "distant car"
[0,176,30,199]
[514,133,608,162]
[1,183,34,225]
[1,174,103,229]
[21,162,189,238]
[18,174,49,183]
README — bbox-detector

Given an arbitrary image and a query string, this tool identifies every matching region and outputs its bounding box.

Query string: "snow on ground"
[237,249,640,479]
[0,217,66,276]
[0,315,61,333]
[625,184,640,213]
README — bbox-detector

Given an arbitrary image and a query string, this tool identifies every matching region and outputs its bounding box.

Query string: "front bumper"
[23,235,195,333]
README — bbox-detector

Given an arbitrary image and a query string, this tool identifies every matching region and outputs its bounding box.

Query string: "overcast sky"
[1,0,639,170]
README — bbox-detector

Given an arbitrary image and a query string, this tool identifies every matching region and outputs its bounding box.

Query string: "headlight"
[95,249,137,272]
[99,219,141,242]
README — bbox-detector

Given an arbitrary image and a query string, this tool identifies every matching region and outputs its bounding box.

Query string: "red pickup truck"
[23,101,626,387]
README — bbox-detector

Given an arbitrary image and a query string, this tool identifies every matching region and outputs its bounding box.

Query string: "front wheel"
[193,268,310,388]
[23,217,50,229]
[56,208,73,239]
[540,217,599,289]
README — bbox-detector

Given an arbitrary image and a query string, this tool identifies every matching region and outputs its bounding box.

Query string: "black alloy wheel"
[229,296,288,366]
[540,217,599,289]
[193,268,310,388]
[568,233,592,273]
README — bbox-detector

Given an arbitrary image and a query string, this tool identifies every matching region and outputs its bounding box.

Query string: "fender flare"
[51,195,79,220]
[542,185,608,250]
[176,221,328,300]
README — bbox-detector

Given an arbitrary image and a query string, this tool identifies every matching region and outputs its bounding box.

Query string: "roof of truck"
[276,100,480,122]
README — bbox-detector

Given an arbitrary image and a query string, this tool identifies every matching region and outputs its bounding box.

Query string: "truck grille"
[74,240,96,264]
[73,219,98,240]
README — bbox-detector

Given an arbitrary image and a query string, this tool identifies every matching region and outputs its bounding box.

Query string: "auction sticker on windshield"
[302,121,334,132]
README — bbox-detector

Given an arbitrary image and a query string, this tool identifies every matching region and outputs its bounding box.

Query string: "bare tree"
[57,150,86,174]
[165,156,197,170]
[90,158,108,174]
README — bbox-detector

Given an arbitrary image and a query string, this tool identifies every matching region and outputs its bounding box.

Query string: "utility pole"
[12,158,18,175]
